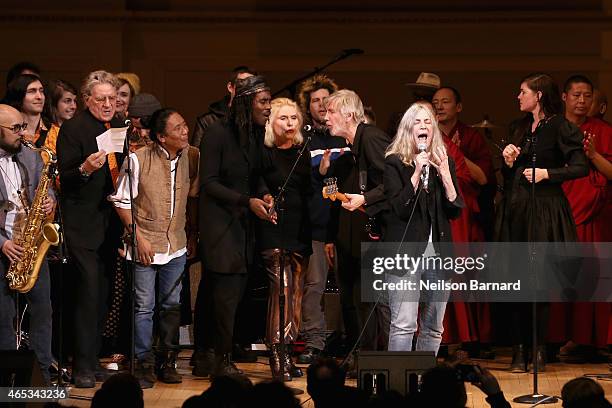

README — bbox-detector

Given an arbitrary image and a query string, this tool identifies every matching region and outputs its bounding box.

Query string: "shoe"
[528,346,546,373]
[213,353,245,378]
[74,374,96,388]
[510,344,527,373]
[136,359,156,389]
[269,344,291,381]
[297,347,322,364]
[192,348,215,377]
[283,349,302,377]
[232,344,258,363]
[157,351,182,384]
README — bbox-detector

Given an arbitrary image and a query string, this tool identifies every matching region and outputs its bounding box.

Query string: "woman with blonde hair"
[383,101,464,353]
[258,97,312,381]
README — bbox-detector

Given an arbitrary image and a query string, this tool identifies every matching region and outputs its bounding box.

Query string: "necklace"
[0,156,29,213]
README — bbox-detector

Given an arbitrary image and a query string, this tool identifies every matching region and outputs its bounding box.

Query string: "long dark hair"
[228,93,263,146]
[44,79,78,125]
[521,73,563,117]
[4,74,44,111]
[510,73,563,145]
[148,108,177,143]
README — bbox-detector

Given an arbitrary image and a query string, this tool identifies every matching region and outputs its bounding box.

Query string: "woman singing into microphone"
[257,98,312,381]
[383,102,464,353]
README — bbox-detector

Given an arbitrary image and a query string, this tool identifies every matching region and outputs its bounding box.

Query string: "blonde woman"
[258,98,312,381]
[383,102,463,354]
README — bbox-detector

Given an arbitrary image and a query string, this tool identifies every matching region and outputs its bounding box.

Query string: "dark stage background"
[0,0,610,142]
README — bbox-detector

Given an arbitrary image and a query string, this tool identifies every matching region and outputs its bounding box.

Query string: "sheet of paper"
[96,126,128,154]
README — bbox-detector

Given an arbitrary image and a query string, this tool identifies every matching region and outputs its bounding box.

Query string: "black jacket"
[198,120,264,274]
[383,153,464,257]
[191,96,229,148]
[326,123,391,257]
[57,109,125,250]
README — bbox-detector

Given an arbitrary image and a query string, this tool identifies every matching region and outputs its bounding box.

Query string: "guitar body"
[321,177,380,240]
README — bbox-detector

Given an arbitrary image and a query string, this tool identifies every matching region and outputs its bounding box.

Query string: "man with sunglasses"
[0,104,55,384]
[57,70,125,388]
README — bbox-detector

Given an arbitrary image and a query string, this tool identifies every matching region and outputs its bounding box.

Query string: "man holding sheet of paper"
[57,70,126,388]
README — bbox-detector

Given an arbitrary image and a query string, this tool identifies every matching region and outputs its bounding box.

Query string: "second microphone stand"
[270,137,310,391]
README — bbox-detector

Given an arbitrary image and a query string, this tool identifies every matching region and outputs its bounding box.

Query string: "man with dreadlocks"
[194,75,273,377]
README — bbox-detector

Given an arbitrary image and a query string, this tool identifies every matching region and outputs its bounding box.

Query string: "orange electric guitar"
[321,177,381,240]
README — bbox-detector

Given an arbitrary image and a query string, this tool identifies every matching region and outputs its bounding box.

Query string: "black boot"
[269,344,291,381]
[213,353,244,378]
[283,349,302,378]
[158,351,182,384]
[528,346,546,372]
[510,344,527,373]
[192,348,215,377]
[135,358,156,389]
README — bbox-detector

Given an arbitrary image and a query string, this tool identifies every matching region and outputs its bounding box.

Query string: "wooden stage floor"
[61,349,612,408]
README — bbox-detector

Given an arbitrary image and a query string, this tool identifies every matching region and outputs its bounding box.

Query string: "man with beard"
[0,104,55,384]
[191,66,256,147]
[193,75,273,378]
[295,74,348,363]
[57,70,125,388]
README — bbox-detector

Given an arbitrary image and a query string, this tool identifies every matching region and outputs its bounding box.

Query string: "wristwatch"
[79,163,91,178]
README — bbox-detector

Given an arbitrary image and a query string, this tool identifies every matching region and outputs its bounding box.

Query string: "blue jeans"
[0,260,52,384]
[387,267,449,354]
[134,254,185,360]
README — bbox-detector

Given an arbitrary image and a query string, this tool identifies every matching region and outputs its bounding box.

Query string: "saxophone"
[5,139,60,293]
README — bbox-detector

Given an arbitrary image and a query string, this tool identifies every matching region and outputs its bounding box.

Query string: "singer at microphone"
[382,102,464,354]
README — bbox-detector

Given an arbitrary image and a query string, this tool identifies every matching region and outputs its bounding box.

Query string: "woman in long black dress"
[258,98,312,381]
[496,73,588,372]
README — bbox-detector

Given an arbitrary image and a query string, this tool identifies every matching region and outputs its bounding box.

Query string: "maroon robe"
[441,123,494,344]
[548,117,612,347]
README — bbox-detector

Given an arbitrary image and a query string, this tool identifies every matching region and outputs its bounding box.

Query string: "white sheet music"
[96,126,128,153]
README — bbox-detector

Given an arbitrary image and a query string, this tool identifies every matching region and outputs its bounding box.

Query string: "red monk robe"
[548,117,612,348]
[441,137,480,343]
[441,123,495,344]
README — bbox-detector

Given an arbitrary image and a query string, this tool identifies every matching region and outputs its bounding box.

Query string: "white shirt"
[0,151,27,240]
[108,148,186,265]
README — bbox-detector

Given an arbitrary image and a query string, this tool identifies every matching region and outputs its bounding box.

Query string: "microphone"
[417,136,429,191]
[124,119,132,127]
[303,124,312,132]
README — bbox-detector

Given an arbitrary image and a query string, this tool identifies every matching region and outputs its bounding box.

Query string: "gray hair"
[324,89,365,125]
[81,70,120,100]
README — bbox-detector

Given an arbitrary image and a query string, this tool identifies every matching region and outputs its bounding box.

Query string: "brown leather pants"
[261,249,308,344]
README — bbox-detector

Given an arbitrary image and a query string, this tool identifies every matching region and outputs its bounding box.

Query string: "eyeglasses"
[0,123,28,133]
[92,96,117,105]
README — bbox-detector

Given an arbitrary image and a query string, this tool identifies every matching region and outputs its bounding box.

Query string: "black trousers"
[336,245,389,352]
[68,243,112,376]
[195,271,248,355]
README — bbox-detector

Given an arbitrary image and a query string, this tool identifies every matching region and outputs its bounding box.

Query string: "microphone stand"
[122,124,138,376]
[272,49,364,98]
[513,130,557,405]
[270,137,310,393]
[51,163,70,386]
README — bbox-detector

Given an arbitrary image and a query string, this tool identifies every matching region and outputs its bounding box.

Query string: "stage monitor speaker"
[357,351,436,397]
[0,350,45,387]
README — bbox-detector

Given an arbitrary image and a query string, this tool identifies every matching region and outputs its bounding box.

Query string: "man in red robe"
[432,88,495,351]
[550,75,612,362]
